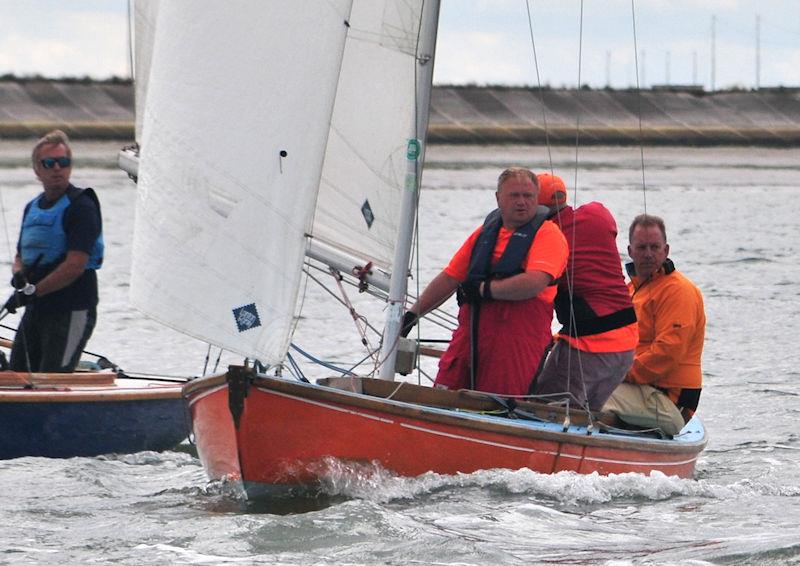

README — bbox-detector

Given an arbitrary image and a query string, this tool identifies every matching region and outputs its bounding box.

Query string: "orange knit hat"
[537,173,567,208]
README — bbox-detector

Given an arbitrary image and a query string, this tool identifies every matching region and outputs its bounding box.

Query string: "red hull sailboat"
[184,368,706,495]
[129,1,707,499]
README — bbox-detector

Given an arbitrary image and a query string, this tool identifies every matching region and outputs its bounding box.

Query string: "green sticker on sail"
[406,139,420,160]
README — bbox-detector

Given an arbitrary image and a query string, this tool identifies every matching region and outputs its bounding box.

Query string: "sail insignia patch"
[361,199,375,229]
[233,303,261,332]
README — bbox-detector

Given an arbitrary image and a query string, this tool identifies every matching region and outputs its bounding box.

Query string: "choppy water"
[0,142,798,565]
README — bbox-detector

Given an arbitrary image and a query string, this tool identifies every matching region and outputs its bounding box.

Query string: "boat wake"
[290,456,800,506]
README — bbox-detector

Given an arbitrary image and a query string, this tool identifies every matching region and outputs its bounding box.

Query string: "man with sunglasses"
[3,130,104,372]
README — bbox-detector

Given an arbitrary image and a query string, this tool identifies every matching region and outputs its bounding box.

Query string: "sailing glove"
[3,284,36,314]
[400,311,418,338]
[460,280,485,304]
[10,271,27,290]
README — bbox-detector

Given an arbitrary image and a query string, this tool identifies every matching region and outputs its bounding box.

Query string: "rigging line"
[407,0,428,384]
[346,346,384,374]
[303,267,384,338]
[201,343,211,376]
[0,173,15,269]
[284,352,310,383]
[305,260,389,303]
[630,0,648,213]
[289,343,356,376]
[525,0,554,174]
[212,347,223,374]
[329,267,381,368]
[303,261,456,337]
[126,0,135,85]
[556,0,590,413]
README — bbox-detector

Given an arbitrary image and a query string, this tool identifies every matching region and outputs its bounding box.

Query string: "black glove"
[3,285,36,314]
[10,271,27,290]
[459,280,483,304]
[400,311,418,338]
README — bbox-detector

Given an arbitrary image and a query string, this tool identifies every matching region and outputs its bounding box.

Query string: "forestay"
[131,1,353,365]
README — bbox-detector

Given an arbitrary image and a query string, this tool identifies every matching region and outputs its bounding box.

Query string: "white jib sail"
[131,1,353,365]
[311,1,430,273]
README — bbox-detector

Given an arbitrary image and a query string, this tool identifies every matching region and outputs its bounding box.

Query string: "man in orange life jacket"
[602,214,705,436]
[530,173,638,410]
[402,167,568,395]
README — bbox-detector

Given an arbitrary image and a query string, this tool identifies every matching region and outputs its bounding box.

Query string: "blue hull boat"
[0,372,189,459]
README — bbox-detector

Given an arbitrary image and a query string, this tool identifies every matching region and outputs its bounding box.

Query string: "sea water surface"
[0,142,798,565]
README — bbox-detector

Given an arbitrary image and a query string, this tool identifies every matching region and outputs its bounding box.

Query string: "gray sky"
[1,1,797,89]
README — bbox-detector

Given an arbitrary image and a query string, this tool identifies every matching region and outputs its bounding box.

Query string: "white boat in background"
[123,1,706,497]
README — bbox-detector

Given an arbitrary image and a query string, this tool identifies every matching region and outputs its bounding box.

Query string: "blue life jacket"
[20,188,104,270]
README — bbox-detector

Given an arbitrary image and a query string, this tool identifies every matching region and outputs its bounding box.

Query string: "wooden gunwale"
[0,372,184,402]
[0,371,116,387]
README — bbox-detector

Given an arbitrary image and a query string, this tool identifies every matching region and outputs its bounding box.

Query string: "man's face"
[628,224,669,279]
[496,175,538,230]
[34,143,72,194]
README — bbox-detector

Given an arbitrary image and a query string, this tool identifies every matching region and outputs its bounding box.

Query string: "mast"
[379,0,441,380]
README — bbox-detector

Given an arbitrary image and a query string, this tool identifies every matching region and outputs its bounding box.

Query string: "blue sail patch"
[361,199,375,229]
[233,303,261,332]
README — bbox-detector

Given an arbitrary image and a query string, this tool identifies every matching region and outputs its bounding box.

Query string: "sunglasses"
[40,156,72,169]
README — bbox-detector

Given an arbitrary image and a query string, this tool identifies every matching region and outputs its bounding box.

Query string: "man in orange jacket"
[603,214,706,436]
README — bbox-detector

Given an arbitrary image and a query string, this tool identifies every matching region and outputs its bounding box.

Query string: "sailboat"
[126,1,706,497]
[0,0,188,459]
[0,365,189,460]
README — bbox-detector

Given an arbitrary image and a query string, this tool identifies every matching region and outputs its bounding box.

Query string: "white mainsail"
[131,2,353,365]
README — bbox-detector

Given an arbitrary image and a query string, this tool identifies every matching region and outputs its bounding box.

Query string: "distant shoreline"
[3,79,800,146]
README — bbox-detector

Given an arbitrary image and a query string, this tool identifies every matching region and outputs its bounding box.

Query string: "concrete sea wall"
[3,80,800,145]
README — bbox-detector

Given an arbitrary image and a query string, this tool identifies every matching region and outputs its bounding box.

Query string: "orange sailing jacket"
[626,263,705,396]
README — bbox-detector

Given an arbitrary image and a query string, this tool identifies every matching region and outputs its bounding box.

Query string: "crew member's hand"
[459,280,483,304]
[400,311,418,338]
[10,271,27,290]
[3,284,36,314]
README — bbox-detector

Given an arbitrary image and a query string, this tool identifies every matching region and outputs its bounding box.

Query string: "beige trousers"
[602,382,686,436]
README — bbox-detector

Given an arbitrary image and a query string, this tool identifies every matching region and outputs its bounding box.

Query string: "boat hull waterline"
[185,369,707,493]
[0,373,190,459]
